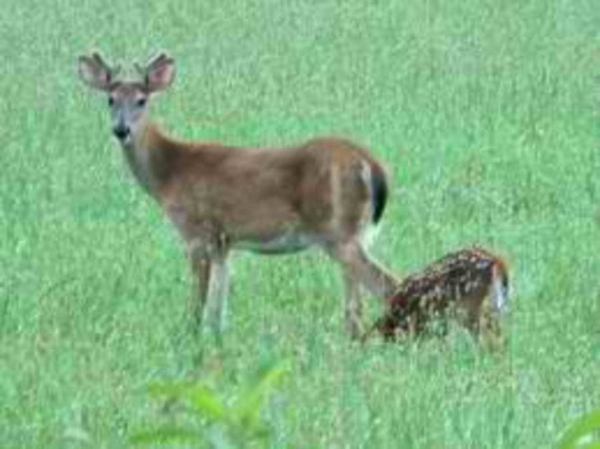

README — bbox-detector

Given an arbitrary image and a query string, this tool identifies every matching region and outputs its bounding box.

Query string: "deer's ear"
[77,54,114,91]
[145,57,176,93]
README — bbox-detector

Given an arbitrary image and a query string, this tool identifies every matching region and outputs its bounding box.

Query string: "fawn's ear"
[142,53,176,93]
[77,53,118,91]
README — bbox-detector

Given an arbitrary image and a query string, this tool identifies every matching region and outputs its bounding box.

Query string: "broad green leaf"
[557,410,600,449]
[187,384,227,421]
[580,443,600,449]
[147,382,226,421]
[234,361,290,431]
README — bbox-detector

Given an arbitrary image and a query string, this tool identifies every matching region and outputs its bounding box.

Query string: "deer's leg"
[325,239,400,338]
[341,268,363,339]
[479,302,506,351]
[187,235,230,336]
[461,297,505,350]
[202,253,230,336]
[188,250,212,329]
[459,299,483,341]
[327,240,399,300]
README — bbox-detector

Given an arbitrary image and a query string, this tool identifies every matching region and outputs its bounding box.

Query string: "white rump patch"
[360,223,381,249]
[359,159,372,187]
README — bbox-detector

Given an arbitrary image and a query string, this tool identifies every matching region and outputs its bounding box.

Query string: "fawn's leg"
[479,303,506,351]
[462,298,505,351]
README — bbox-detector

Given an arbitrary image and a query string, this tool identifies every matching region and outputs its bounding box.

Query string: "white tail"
[368,247,510,347]
[491,263,509,313]
[77,52,401,338]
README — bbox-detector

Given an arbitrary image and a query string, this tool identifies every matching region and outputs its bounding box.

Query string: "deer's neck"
[121,122,174,198]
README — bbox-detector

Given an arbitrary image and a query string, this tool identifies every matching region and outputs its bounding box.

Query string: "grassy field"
[2,0,600,447]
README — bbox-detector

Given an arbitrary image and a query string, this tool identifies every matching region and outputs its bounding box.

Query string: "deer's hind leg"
[341,267,364,339]
[327,239,399,299]
[479,297,507,351]
[459,293,505,351]
[326,239,400,338]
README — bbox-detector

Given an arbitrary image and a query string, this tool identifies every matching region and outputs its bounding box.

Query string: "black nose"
[113,125,130,140]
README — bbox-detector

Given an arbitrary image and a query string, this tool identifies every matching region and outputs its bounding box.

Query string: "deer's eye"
[108,96,114,107]
[136,98,147,107]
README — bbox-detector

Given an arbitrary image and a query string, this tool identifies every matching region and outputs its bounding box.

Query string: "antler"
[90,52,121,80]
[134,52,170,77]
[147,53,170,69]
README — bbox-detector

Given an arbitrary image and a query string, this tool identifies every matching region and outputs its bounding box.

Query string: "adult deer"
[366,247,510,348]
[77,52,399,338]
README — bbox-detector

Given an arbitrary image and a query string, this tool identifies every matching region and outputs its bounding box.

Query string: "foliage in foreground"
[557,410,600,449]
[130,362,290,449]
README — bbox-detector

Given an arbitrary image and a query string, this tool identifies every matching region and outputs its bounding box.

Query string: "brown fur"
[143,129,380,243]
[78,53,400,337]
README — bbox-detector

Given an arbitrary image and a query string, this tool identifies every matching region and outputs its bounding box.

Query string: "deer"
[77,52,400,338]
[364,247,510,348]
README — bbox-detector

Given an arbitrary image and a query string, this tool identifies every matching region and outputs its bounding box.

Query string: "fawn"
[366,247,509,346]
[77,52,400,338]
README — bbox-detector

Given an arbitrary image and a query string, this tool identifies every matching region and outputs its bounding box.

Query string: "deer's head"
[77,52,175,145]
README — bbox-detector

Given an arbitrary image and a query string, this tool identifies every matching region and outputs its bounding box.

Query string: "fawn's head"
[77,53,175,144]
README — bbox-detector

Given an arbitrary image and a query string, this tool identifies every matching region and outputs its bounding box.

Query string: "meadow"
[2,0,600,447]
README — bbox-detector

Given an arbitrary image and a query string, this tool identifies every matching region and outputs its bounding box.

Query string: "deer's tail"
[491,261,510,313]
[369,162,388,225]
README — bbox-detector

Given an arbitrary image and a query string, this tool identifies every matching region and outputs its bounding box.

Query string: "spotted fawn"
[367,247,509,347]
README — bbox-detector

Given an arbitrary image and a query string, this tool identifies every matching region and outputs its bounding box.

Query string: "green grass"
[2,0,600,447]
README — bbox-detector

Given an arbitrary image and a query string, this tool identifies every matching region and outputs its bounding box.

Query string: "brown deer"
[77,52,400,338]
[365,247,510,347]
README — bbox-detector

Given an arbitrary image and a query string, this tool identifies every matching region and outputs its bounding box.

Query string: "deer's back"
[157,136,380,246]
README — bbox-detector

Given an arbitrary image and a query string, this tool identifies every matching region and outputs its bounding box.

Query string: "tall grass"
[1,0,600,447]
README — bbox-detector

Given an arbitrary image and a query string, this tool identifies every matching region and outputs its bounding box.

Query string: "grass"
[2,0,600,447]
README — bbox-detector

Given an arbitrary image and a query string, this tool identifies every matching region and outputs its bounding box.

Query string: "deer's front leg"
[189,248,212,329]
[188,236,231,336]
[202,255,230,336]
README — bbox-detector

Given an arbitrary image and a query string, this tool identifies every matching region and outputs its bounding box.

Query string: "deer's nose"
[113,125,130,140]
